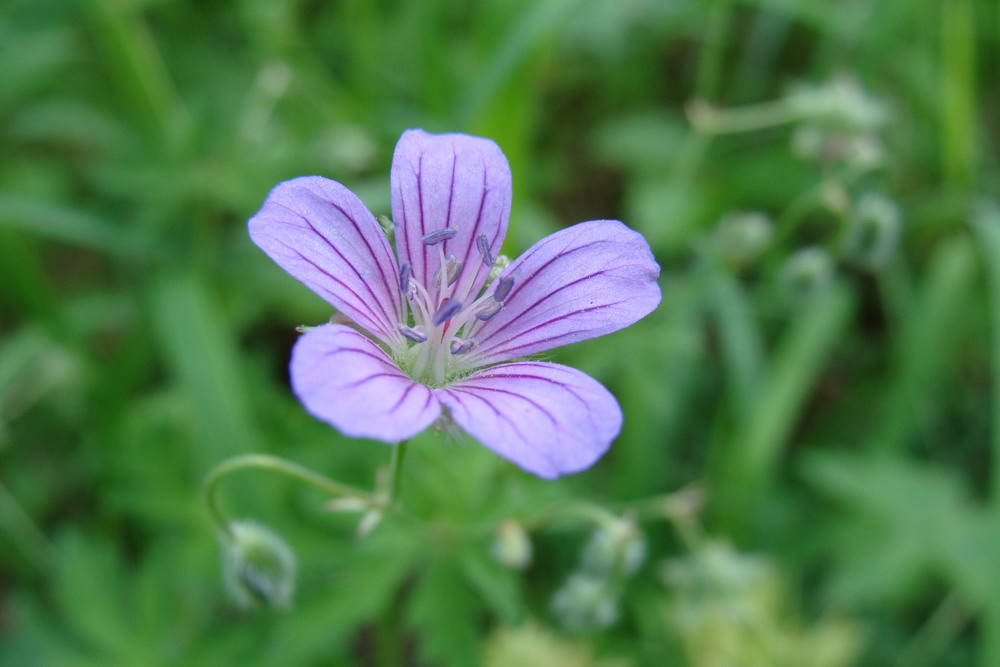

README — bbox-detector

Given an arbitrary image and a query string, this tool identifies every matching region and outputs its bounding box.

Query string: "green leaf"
[407,558,484,667]
[459,544,525,625]
[51,529,131,659]
[802,453,979,606]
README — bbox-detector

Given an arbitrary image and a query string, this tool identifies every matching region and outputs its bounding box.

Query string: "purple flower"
[249,130,661,478]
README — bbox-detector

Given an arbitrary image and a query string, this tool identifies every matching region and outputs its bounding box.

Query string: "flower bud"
[712,211,773,268]
[491,520,533,570]
[841,193,900,270]
[779,246,834,305]
[580,518,646,579]
[222,520,297,610]
[551,573,620,631]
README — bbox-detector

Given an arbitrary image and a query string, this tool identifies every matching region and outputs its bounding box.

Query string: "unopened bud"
[222,520,297,610]
[780,246,834,304]
[842,193,900,270]
[551,573,620,631]
[712,212,773,268]
[581,519,646,579]
[491,520,533,570]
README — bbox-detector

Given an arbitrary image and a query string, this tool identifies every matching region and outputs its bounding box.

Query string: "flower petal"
[436,362,621,478]
[391,129,512,306]
[469,220,661,364]
[290,324,440,442]
[250,176,404,346]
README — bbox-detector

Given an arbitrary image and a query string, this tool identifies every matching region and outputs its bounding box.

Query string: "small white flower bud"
[780,246,834,304]
[842,193,901,270]
[491,520,533,570]
[222,520,297,610]
[712,211,773,268]
[551,573,620,631]
[581,518,646,579]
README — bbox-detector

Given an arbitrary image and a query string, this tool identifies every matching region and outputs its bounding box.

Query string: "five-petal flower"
[249,129,661,478]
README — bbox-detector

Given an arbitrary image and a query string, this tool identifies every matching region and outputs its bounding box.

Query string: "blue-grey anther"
[450,337,476,355]
[475,299,503,321]
[398,262,411,292]
[476,233,494,266]
[398,324,427,343]
[422,228,457,245]
[493,276,514,302]
[433,256,463,286]
[432,298,463,325]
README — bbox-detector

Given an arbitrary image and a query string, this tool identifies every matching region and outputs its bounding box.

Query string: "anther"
[493,276,514,302]
[475,299,503,321]
[476,234,494,266]
[398,263,411,292]
[421,228,457,245]
[450,337,476,355]
[398,324,427,343]
[433,256,463,287]
[432,298,463,325]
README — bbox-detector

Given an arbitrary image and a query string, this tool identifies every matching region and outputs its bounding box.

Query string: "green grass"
[1,0,999,665]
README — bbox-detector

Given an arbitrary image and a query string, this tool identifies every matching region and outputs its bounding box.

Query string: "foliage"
[1,0,998,665]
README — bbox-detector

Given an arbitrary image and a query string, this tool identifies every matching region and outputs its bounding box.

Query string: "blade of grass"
[149,273,256,469]
[459,0,578,128]
[0,229,61,330]
[0,193,145,259]
[972,202,1000,667]
[85,0,188,153]
[709,269,765,414]
[718,281,853,520]
[940,0,977,192]
[875,236,977,453]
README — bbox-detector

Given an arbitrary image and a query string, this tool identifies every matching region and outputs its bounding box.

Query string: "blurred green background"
[2,0,999,664]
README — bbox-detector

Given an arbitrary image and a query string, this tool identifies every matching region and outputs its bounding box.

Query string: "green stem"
[688,97,813,135]
[521,500,622,532]
[201,453,379,540]
[694,0,733,103]
[384,441,408,507]
[0,479,54,567]
[896,593,970,667]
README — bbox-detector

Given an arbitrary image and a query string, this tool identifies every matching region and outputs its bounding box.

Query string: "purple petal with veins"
[436,362,622,479]
[249,176,404,346]
[469,220,661,365]
[291,324,439,442]
[391,130,511,308]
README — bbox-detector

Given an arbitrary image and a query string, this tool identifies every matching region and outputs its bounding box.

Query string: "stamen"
[475,298,503,321]
[398,262,411,292]
[476,234,494,266]
[450,337,476,355]
[398,324,427,343]
[493,276,514,302]
[432,298,463,325]
[422,228,457,245]
[433,255,463,287]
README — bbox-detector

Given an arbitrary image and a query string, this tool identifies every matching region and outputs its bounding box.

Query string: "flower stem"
[384,441,408,507]
[520,500,622,532]
[201,453,379,540]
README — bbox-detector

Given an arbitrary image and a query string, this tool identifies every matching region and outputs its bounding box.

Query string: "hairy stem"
[202,453,379,540]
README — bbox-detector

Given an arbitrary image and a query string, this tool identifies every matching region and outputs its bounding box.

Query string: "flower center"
[393,230,512,386]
